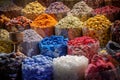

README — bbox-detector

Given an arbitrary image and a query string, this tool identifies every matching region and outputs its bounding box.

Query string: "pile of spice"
[55,15,83,40]
[45,2,70,21]
[21,1,46,20]
[0,29,9,40]
[39,36,68,58]
[0,14,10,28]
[6,16,32,32]
[53,55,88,80]
[0,0,22,18]
[30,13,57,37]
[85,55,119,80]
[68,1,93,21]
[93,6,120,21]
[22,55,53,80]
[0,52,25,80]
[0,29,13,53]
[68,36,99,60]
[111,20,120,44]
[45,2,70,14]
[83,15,112,47]
[21,29,43,57]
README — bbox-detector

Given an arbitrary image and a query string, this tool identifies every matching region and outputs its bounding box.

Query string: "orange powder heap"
[30,14,57,28]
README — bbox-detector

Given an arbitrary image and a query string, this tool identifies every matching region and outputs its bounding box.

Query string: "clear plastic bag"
[68,36,100,60]
[83,15,111,47]
[20,29,43,57]
[39,36,68,58]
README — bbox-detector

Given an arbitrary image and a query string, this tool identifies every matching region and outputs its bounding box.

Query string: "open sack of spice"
[45,2,70,21]
[0,52,25,80]
[68,1,93,22]
[83,15,112,47]
[20,29,43,57]
[68,36,100,60]
[106,41,120,63]
[0,0,22,18]
[92,5,120,22]
[85,54,120,80]
[6,16,32,32]
[53,55,88,80]
[55,15,83,40]
[22,55,53,80]
[21,1,46,20]
[39,36,68,58]
[0,29,13,53]
[30,13,57,37]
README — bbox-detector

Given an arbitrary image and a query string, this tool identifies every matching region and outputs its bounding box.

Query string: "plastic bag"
[39,36,68,58]
[83,15,111,47]
[22,55,53,80]
[21,29,43,57]
[68,36,99,60]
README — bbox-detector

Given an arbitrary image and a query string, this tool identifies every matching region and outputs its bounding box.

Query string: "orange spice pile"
[30,13,57,28]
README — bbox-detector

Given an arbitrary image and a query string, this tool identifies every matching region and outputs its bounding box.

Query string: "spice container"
[68,36,99,60]
[39,36,68,58]
[45,2,70,21]
[83,15,112,47]
[22,55,53,80]
[20,29,43,57]
[30,13,57,37]
[6,16,32,32]
[111,20,120,44]
[68,1,93,22]
[0,29,13,53]
[55,15,83,40]
[106,41,120,63]
[53,55,88,80]
[92,6,120,22]
[0,0,22,18]
[21,1,46,20]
